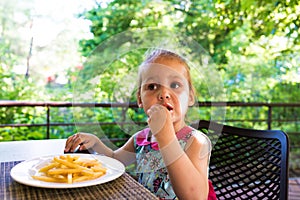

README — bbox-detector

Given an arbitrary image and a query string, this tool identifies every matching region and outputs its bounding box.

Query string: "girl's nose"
[158,87,170,100]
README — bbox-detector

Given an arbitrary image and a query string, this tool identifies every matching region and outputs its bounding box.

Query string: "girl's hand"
[147,104,174,139]
[64,133,100,153]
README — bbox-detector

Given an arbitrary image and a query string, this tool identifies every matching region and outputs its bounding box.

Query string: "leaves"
[1,0,300,142]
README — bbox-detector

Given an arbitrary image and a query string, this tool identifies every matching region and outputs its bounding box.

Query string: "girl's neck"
[173,121,187,133]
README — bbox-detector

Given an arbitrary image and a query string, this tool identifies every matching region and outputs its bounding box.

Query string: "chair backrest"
[191,120,289,200]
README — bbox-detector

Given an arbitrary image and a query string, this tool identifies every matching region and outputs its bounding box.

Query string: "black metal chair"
[191,120,289,200]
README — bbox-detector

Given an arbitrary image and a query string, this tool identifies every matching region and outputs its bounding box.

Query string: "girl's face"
[138,58,195,131]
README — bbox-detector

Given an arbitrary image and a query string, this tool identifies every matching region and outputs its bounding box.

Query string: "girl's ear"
[188,90,195,106]
[137,92,143,108]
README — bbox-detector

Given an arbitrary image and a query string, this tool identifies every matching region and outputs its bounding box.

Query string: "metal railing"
[0,101,140,139]
[0,100,299,137]
[1,100,299,176]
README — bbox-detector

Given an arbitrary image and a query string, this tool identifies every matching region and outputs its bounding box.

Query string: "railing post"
[46,105,50,139]
[267,105,272,130]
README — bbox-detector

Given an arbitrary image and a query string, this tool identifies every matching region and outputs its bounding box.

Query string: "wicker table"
[1,161,158,200]
[0,139,157,200]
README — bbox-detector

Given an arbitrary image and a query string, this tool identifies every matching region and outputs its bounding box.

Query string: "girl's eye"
[170,82,180,89]
[147,83,158,90]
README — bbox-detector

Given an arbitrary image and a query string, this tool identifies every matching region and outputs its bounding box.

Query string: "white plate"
[10,154,125,188]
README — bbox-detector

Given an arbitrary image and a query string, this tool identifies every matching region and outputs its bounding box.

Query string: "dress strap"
[175,126,194,141]
[135,126,195,150]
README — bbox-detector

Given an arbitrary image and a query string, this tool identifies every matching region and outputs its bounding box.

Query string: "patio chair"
[191,120,289,200]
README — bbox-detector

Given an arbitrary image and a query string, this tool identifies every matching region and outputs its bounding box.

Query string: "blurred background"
[0,0,299,176]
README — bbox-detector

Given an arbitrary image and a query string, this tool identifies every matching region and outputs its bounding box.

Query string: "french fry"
[31,155,107,184]
[39,162,59,173]
[32,175,67,183]
[67,173,72,184]
[47,168,84,175]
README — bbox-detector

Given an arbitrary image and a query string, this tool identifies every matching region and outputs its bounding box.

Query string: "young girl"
[64,49,216,200]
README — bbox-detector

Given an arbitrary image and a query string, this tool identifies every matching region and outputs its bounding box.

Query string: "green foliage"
[0,37,49,141]
[0,126,44,141]
[78,0,299,99]
[72,0,300,172]
[73,0,300,134]
[1,0,298,136]
[1,0,299,156]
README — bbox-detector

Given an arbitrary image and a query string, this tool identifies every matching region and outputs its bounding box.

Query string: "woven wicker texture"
[1,161,158,200]
[193,120,289,200]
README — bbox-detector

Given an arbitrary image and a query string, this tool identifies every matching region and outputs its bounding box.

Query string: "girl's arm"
[114,136,136,166]
[156,132,209,200]
[64,133,136,166]
[147,104,209,199]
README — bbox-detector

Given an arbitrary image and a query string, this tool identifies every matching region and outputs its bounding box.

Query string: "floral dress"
[133,126,217,200]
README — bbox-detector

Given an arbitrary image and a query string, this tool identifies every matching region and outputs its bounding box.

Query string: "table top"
[0,140,158,200]
[0,139,67,162]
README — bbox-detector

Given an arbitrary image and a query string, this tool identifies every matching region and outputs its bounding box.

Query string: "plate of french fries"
[10,154,125,188]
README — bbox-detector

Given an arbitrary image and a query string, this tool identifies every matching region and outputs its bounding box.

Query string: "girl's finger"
[64,135,76,152]
[71,134,85,152]
[64,133,82,152]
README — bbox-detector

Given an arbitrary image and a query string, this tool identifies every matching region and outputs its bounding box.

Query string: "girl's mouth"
[165,103,173,111]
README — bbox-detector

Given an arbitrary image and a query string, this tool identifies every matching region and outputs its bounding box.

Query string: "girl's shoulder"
[185,127,212,158]
[190,128,212,145]
[178,126,211,142]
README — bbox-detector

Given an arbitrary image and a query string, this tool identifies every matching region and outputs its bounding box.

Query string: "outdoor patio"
[289,178,300,200]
